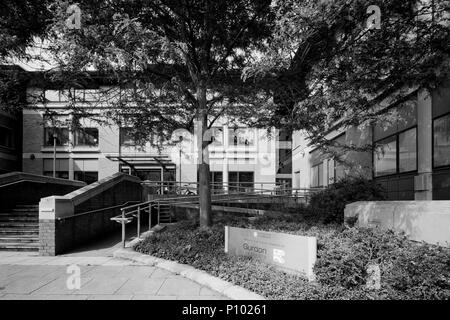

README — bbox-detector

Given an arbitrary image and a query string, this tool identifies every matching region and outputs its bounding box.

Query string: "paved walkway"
[0,229,227,300]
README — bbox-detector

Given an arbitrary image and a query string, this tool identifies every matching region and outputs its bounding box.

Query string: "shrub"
[308,176,386,224]
[134,215,450,300]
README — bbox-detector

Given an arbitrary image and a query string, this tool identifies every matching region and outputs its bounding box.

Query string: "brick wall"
[39,219,55,256]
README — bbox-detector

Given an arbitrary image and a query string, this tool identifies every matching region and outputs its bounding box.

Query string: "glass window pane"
[374,136,397,177]
[210,127,223,146]
[120,128,135,146]
[434,114,450,167]
[0,127,14,148]
[44,128,69,146]
[75,128,98,146]
[399,128,417,172]
[311,165,318,187]
[277,149,292,174]
[228,128,254,146]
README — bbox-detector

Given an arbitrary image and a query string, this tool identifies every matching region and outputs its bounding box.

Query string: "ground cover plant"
[134,214,450,300]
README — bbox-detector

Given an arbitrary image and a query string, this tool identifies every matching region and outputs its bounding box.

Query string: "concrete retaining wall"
[344,201,450,247]
[39,173,142,255]
[0,172,85,211]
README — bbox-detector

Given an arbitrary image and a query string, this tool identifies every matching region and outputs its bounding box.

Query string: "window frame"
[0,125,15,149]
[432,111,450,170]
[228,127,255,146]
[372,125,418,178]
[74,128,99,147]
[43,127,70,147]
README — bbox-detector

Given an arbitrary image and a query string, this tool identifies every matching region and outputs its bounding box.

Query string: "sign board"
[224,226,317,281]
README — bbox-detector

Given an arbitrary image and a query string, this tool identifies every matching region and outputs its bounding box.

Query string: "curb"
[113,238,266,300]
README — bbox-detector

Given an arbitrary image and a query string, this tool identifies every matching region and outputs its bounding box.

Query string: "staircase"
[0,204,39,251]
[157,203,173,224]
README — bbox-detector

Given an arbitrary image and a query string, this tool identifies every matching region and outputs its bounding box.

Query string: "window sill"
[72,147,100,153]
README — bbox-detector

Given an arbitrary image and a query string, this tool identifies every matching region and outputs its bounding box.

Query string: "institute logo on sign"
[273,249,286,264]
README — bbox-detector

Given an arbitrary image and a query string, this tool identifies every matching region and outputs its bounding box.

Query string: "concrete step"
[0,211,38,217]
[12,208,39,213]
[0,228,38,235]
[0,243,39,251]
[0,237,38,243]
[0,216,38,222]
[0,222,38,228]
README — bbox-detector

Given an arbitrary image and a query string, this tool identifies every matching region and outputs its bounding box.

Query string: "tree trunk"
[197,83,212,228]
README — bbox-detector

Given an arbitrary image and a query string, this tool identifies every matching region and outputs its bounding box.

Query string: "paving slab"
[131,295,178,300]
[115,278,165,295]
[157,278,202,296]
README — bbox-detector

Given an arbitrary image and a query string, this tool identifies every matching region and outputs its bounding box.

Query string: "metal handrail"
[112,184,324,247]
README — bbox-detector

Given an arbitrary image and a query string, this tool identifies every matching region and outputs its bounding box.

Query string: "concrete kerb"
[113,229,266,300]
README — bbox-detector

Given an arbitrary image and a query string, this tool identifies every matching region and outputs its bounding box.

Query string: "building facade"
[292,84,450,200]
[21,86,292,190]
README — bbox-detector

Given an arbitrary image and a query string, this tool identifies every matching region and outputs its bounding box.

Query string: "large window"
[43,159,69,179]
[311,163,323,188]
[74,128,98,147]
[229,128,255,146]
[277,149,292,174]
[399,128,417,172]
[74,171,98,184]
[434,113,450,168]
[44,127,70,146]
[374,135,397,177]
[74,159,99,184]
[120,127,135,146]
[374,127,417,177]
[0,126,14,148]
[229,171,254,192]
[210,127,224,146]
[210,171,223,192]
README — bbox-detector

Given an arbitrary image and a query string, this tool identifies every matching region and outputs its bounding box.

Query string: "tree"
[0,0,52,111]
[244,0,450,160]
[36,0,274,228]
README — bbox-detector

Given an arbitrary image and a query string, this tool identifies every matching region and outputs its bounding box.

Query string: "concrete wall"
[344,201,450,247]
[39,173,143,255]
[0,172,85,211]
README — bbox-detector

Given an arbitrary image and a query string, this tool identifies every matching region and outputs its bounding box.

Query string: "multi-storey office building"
[292,84,450,200]
[21,82,293,189]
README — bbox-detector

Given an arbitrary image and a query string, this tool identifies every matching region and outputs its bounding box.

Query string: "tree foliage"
[245,0,450,155]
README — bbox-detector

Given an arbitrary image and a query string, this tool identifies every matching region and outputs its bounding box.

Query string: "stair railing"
[113,184,324,247]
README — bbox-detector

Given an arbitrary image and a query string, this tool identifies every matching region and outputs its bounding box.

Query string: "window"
[44,171,69,179]
[120,128,136,146]
[74,171,98,184]
[43,159,69,179]
[74,159,99,184]
[277,149,292,174]
[278,129,292,142]
[229,171,254,192]
[374,135,397,177]
[44,127,70,146]
[374,127,417,177]
[434,113,450,168]
[74,128,98,147]
[311,163,323,187]
[210,127,224,146]
[399,128,417,172]
[210,171,223,192]
[229,128,255,146]
[0,126,14,148]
